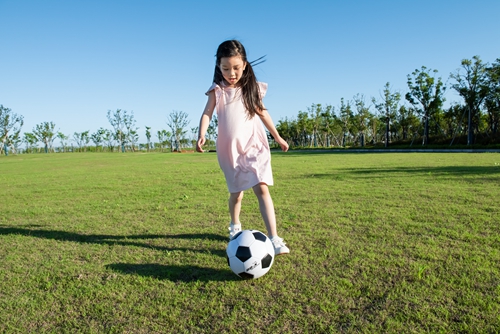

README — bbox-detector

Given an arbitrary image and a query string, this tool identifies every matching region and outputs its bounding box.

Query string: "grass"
[0,151,499,333]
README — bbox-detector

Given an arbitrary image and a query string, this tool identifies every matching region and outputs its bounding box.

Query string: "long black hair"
[213,40,266,118]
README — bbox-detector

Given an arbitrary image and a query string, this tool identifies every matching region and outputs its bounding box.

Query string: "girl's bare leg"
[228,191,244,225]
[252,183,278,237]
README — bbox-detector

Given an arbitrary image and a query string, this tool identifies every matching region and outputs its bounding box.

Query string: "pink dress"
[206,82,273,193]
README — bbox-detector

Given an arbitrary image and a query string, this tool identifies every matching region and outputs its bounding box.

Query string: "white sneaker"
[271,236,290,255]
[228,223,242,240]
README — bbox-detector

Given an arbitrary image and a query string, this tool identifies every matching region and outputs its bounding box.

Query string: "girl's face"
[219,56,247,88]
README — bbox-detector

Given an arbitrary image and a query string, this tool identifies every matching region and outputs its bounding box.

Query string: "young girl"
[196,40,290,255]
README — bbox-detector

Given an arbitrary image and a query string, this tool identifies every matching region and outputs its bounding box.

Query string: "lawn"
[0,151,499,333]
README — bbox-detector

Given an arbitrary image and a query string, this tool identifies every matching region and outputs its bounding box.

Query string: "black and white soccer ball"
[226,230,275,279]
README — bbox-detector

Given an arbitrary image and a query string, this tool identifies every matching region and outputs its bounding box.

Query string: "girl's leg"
[252,183,290,255]
[228,191,244,225]
[252,183,277,237]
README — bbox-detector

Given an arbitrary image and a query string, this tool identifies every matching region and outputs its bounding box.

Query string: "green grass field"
[1,152,499,333]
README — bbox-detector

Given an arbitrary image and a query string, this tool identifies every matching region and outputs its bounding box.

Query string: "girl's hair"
[213,40,266,118]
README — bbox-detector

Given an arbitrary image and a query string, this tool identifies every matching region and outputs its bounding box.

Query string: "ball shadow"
[106,263,239,282]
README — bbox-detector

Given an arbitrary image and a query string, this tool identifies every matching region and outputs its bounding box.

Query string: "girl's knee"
[229,191,244,202]
[253,183,270,197]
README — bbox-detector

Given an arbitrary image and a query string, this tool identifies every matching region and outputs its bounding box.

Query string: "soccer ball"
[226,230,275,279]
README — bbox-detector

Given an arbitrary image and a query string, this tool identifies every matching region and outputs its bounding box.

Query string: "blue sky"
[1,0,499,143]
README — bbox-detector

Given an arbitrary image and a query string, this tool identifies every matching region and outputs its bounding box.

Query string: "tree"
[484,58,500,134]
[338,98,354,147]
[128,130,139,151]
[276,118,292,145]
[206,115,218,150]
[296,111,311,147]
[0,105,24,156]
[308,104,323,147]
[395,105,419,141]
[156,129,171,152]
[23,132,38,153]
[124,116,138,152]
[73,131,90,152]
[319,105,336,147]
[190,127,198,149]
[103,129,115,152]
[367,114,380,145]
[8,130,22,154]
[33,122,57,153]
[145,126,152,152]
[275,106,338,148]
[57,132,70,152]
[373,83,401,147]
[406,66,446,145]
[91,128,106,151]
[167,110,189,152]
[156,130,165,151]
[107,109,136,152]
[352,94,372,147]
[450,56,490,145]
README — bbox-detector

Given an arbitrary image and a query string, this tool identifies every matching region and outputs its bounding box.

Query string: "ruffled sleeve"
[258,82,268,99]
[205,82,221,96]
[206,82,223,108]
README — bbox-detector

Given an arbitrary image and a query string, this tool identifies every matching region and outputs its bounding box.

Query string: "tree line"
[275,56,499,148]
[1,55,499,155]
[0,109,196,155]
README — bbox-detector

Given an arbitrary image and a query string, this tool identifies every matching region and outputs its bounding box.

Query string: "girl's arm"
[196,90,216,152]
[258,106,289,152]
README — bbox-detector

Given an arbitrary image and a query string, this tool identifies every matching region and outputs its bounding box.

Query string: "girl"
[196,40,290,255]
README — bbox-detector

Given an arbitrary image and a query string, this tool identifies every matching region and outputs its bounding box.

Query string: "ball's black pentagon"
[253,231,267,242]
[226,255,230,267]
[238,272,254,279]
[261,254,273,269]
[232,231,243,240]
[235,246,252,262]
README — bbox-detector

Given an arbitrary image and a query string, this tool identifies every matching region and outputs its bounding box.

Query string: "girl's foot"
[228,222,242,240]
[270,236,290,255]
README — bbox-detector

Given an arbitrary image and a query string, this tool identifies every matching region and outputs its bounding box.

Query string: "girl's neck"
[221,80,241,89]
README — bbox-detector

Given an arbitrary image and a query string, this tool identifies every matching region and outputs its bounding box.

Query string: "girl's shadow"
[0,225,237,282]
[0,225,228,258]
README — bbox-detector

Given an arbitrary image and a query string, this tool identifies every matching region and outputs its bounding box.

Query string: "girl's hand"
[276,137,289,152]
[196,137,206,152]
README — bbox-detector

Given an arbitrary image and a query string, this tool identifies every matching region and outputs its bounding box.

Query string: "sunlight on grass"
[1,152,499,332]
